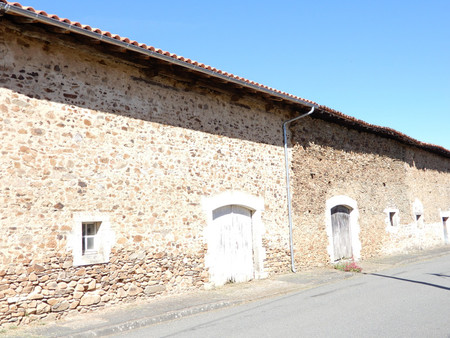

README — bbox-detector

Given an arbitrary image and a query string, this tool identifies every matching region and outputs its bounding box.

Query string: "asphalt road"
[112,254,450,337]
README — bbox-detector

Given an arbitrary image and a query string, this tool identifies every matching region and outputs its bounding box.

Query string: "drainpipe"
[283,106,315,273]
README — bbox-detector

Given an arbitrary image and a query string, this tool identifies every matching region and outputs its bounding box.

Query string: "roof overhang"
[0,1,317,111]
[1,1,449,158]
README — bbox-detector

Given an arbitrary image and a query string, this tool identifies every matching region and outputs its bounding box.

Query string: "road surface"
[112,254,450,337]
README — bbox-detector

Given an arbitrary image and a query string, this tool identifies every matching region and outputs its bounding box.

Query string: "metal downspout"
[283,106,315,273]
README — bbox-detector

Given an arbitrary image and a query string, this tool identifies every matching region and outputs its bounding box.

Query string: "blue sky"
[22,1,450,150]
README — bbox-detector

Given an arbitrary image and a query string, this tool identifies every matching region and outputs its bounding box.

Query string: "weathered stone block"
[36,302,50,315]
[80,294,100,306]
[47,299,59,306]
[127,284,142,296]
[51,300,70,312]
[117,288,126,298]
[144,285,165,295]
[27,293,44,300]
[40,275,49,283]
[73,292,83,299]
[26,308,37,315]
[101,294,111,302]
[57,282,68,289]
[28,273,38,282]
[87,280,96,291]
[74,284,85,292]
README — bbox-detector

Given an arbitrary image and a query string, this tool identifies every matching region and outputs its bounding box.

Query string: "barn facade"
[0,1,449,326]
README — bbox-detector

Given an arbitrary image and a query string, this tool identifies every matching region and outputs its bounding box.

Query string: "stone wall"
[290,117,450,268]
[0,248,197,325]
[0,21,292,326]
[1,18,449,327]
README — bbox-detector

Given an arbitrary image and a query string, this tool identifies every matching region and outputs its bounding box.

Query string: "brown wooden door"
[331,205,352,260]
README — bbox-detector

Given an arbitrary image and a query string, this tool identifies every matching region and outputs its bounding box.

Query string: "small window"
[389,212,396,226]
[415,213,423,227]
[82,222,100,254]
[71,213,114,266]
[384,208,399,231]
[412,199,423,226]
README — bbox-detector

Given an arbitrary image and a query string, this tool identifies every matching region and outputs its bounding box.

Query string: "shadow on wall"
[2,19,449,173]
[290,118,450,173]
[0,19,299,149]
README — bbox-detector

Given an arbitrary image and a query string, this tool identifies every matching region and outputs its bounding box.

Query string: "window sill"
[74,252,108,266]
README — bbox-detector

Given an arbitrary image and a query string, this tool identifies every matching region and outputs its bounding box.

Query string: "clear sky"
[21,0,450,150]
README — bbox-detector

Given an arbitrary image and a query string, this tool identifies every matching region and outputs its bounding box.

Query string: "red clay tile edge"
[1,0,449,156]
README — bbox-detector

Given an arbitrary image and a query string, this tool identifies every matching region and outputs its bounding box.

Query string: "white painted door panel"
[231,206,253,283]
[212,205,253,284]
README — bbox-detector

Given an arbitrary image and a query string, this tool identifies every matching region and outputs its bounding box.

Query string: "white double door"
[212,205,254,284]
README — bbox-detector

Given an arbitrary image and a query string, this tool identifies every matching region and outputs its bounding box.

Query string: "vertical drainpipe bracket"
[283,106,315,273]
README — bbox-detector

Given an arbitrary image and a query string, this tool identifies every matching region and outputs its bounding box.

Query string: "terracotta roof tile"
[0,0,448,156]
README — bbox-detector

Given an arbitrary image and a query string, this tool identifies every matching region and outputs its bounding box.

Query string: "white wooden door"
[331,205,352,260]
[213,205,254,283]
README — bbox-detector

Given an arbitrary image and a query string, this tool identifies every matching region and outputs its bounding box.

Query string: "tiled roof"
[1,0,449,157]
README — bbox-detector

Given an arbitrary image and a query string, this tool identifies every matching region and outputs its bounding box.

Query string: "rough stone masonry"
[0,11,449,327]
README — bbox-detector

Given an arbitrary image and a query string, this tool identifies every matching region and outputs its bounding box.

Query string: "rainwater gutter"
[283,106,315,273]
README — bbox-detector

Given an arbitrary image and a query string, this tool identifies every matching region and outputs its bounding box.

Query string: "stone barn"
[0,1,449,326]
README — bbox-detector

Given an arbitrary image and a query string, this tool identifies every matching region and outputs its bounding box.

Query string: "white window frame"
[412,198,424,227]
[384,208,399,233]
[82,222,101,254]
[441,211,450,244]
[415,213,423,222]
[69,212,115,266]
